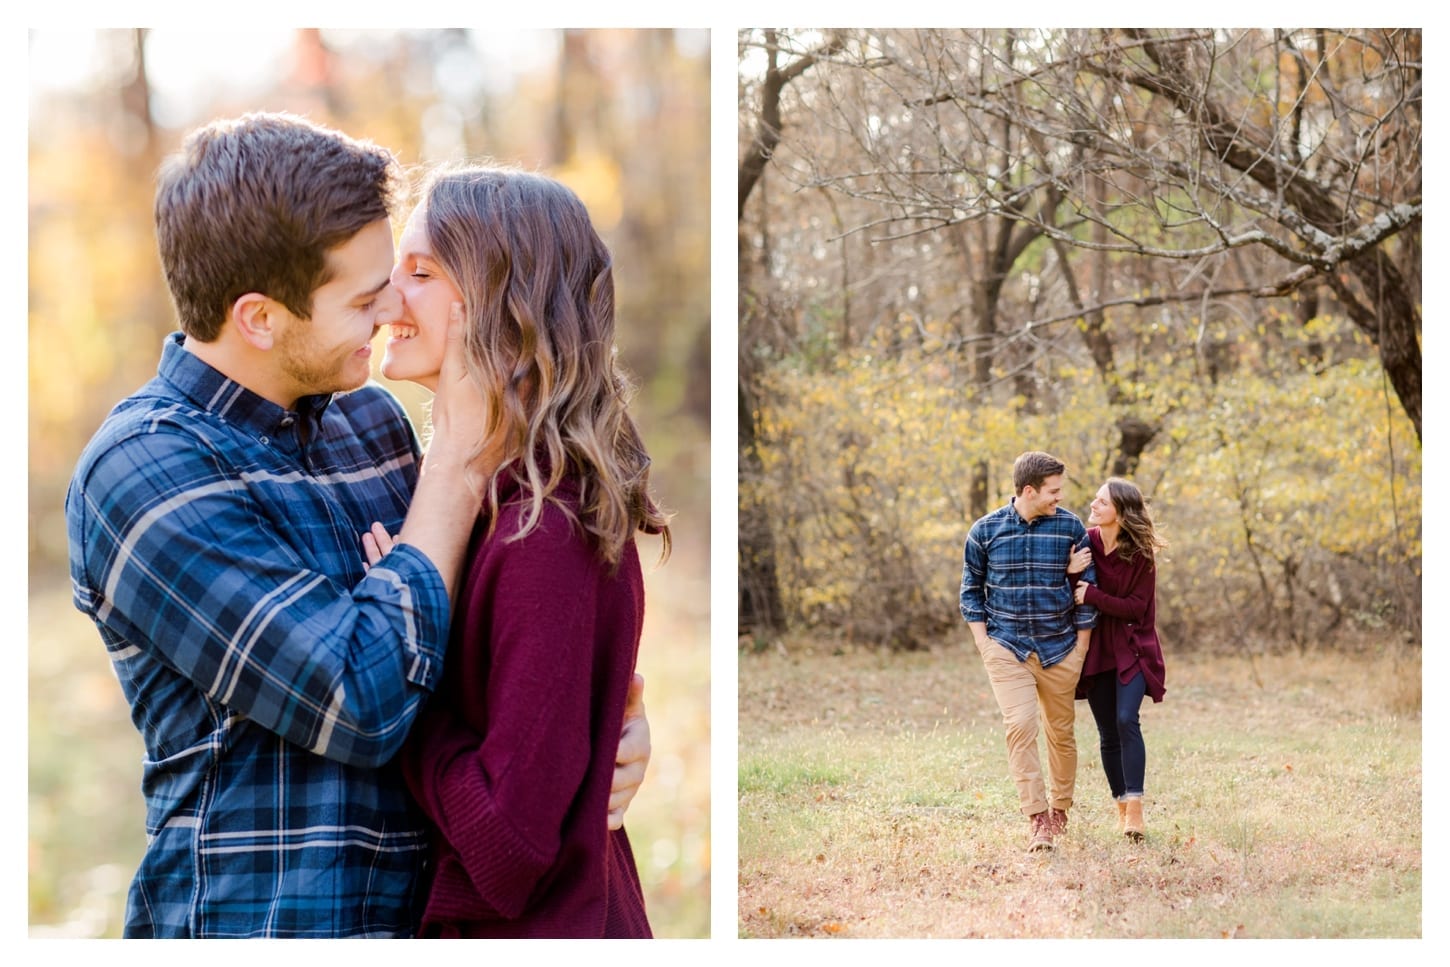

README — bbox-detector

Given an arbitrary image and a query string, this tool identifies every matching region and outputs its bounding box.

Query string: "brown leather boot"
[1115,800,1128,834]
[1028,811,1055,851]
[1123,797,1144,841]
[1049,807,1069,838]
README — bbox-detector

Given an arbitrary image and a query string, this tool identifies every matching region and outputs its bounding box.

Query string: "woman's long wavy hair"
[1105,477,1166,565]
[421,163,670,566]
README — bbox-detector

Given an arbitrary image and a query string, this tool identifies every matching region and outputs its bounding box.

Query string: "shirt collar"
[155,332,334,441]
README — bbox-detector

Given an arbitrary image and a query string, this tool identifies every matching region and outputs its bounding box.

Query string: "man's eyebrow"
[350,277,392,303]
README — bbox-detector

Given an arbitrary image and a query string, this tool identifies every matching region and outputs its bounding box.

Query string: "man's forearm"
[394,303,490,605]
[969,621,989,646]
[396,451,477,605]
[1077,628,1092,651]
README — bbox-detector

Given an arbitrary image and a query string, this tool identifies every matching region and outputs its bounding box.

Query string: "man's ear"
[230,292,279,351]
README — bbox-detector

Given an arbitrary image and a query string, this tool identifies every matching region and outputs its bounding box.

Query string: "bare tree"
[738,30,844,637]
[795,28,1420,440]
[736,28,1420,648]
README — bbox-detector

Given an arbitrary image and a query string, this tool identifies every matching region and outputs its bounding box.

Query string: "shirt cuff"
[358,542,451,691]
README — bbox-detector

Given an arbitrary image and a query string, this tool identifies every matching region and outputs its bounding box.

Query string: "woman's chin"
[381,355,440,392]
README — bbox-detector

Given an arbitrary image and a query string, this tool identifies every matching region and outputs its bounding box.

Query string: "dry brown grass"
[738,637,1421,939]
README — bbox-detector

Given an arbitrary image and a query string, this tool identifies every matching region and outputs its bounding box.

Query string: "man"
[959,451,1096,852]
[65,113,649,937]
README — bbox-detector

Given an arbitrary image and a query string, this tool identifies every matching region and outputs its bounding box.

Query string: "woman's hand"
[361,521,397,569]
[1074,580,1091,605]
[1067,544,1092,576]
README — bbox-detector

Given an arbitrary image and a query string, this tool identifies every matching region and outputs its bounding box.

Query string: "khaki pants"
[975,636,1088,817]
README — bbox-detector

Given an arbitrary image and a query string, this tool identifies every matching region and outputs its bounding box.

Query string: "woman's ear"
[230,292,279,351]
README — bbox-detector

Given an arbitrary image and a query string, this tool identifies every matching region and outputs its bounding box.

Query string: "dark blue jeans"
[1084,669,1147,798]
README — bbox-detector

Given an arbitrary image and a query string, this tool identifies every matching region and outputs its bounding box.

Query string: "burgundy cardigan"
[1074,527,1166,703]
[399,475,651,938]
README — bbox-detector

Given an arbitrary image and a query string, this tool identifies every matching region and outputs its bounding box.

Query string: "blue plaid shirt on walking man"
[66,333,449,937]
[959,501,1097,666]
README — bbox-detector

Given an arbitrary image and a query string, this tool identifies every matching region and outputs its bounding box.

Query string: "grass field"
[738,638,1421,939]
[28,531,710,938]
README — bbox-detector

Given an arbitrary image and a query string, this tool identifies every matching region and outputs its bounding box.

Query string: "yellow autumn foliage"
[750,320,1420,652]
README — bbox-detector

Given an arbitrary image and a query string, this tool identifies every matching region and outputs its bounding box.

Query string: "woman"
[1067,478,1166,842]
[366,164,669,937]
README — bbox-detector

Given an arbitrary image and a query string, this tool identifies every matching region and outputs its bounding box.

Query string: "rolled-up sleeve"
[1071,529,1098,630]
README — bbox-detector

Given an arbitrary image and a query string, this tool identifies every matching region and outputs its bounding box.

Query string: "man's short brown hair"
[154,112,401,341]
[1012,450,1066,494]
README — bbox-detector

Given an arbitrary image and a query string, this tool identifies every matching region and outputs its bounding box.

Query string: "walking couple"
[960,451,1167,852]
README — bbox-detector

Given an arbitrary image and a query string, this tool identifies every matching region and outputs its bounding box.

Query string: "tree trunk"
[736,32,845,635]
[738,381,785,636]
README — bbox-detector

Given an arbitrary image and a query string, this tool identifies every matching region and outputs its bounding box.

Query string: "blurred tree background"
[738,28,1420,657]
[28,28,710,937]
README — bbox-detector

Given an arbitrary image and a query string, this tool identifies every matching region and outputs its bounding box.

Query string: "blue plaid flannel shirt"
[66,334,449,937]
[959,501,1097,667]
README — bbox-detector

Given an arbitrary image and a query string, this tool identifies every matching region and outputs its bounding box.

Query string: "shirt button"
[279,416,295,428]
[259,436,269,445]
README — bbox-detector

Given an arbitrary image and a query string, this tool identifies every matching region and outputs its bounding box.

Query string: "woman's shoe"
[1123,797,1144,841]
[1115,800,1128,835]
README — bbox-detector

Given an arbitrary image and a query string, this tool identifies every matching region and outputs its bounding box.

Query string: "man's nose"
[375,284,403,326]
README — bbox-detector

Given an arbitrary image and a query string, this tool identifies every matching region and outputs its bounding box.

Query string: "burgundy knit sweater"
[1074,526,1167,703]
[399,475,652,938]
